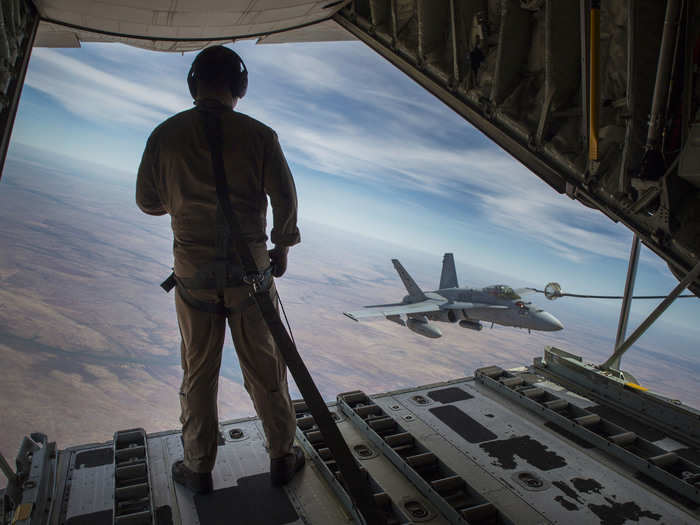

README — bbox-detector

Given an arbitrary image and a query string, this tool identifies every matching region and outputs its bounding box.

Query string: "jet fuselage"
[417,287,564,333]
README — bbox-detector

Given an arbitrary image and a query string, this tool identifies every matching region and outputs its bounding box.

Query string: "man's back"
[137,100,299,278]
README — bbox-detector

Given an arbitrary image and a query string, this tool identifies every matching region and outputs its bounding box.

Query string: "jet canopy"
[483,285,521,300]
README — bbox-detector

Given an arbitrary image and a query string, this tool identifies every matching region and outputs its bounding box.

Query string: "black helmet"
[187,45,248,100]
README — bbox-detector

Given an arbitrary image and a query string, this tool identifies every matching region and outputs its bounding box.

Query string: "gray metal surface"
[293,399,411,525]
[294,424,360,525]
[12,434,55,525]
[475,366,700,505]
[539,346,700,447]
[7,370,700,525]
[53,419,355,525]
[369,391,551,525]
[64,456,113,520]
[113,428,154,525]
[337,392,508,525]
[335,415,447,525]
[148,420,306,525]
[374,377,698,524]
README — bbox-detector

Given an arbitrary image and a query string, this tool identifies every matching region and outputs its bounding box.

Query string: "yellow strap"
[12,503,33,523]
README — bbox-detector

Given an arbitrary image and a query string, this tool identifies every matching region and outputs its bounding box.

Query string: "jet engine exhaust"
[459,320,483,331]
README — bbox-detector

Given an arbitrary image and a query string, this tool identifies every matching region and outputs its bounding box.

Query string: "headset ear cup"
[238,70,248,98]
[187,66,197,99]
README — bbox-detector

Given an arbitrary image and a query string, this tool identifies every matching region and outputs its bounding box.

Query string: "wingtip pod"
[343,312,359,322]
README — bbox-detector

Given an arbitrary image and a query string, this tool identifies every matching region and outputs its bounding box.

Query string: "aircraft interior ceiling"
[1,0,699,296]
[31,0,354,50]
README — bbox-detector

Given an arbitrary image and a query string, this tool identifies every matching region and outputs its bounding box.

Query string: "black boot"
[270,446,305,486]
[172,460,213,494]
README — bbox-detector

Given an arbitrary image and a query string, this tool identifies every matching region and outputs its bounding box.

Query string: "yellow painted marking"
[624,382,649,392]
[12,503,33,523]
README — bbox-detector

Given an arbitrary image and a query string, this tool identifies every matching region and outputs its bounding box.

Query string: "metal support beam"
[579,0,590,148]
[0,0,39,181]
[610,234,641,370]
[645,0,682,152]
[617,0,635,194]
[0,451,17,483]
[602,259,700,370]
[588,0,600,160]
[448,0,459,86]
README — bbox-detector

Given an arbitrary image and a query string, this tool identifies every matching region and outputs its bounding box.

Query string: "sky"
[8,38,700,344]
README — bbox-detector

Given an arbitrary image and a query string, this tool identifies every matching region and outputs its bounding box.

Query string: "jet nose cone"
[538,312,564,331]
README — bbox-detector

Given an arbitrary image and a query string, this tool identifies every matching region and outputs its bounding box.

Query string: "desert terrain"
[1,144,698,462]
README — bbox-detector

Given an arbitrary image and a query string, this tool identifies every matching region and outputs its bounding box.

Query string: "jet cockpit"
[483,285,520,300]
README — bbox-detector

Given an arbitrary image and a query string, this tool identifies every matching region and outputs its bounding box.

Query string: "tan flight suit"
[136,100,300,473]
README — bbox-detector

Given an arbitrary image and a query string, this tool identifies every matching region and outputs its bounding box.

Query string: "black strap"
[161,272,177,292]
[174,275,258,315]
[160,267,272,316]
[178,264,272,290]
[201,113,262,282]
[198,109,386,525]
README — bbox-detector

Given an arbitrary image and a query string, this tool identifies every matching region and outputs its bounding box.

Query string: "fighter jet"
[344,253,564,338]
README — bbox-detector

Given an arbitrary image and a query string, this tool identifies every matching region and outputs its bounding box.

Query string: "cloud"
[26,48,191,127]
[477,184,629,263]
[234,43,643,265]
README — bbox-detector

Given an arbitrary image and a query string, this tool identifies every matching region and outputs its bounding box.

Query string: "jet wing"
[442,302,509,311]
[344,300,442,321]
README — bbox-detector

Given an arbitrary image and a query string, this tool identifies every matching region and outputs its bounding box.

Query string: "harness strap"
[178,264,272,290]
[197,108,386,525]
[214,206,229,300]
[200,111,263,286]
[175,276,257,316]
[161,266,272,316]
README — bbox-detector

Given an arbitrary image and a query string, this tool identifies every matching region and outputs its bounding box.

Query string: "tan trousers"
[175,278,296,473]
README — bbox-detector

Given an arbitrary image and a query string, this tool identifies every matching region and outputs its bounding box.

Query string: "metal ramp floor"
[5,362,700,525]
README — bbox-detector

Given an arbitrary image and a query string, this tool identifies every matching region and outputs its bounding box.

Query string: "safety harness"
[161,107,386,525]
[162,266,273,315]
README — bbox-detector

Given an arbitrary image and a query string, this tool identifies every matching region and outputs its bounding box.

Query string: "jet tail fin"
[439,253,459,289]
[392,259,427,300]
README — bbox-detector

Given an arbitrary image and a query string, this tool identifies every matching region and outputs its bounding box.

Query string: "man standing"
[136,45,304,493]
